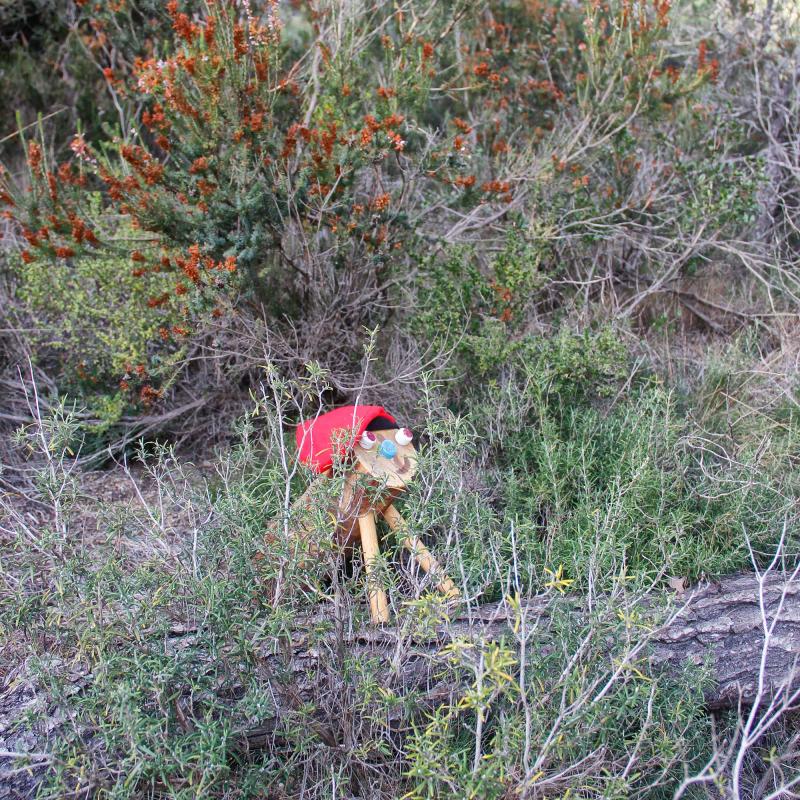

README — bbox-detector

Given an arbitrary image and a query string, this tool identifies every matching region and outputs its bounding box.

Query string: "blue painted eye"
[378,439,397,459]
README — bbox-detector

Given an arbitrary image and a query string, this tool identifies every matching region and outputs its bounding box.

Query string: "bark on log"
[646,571,800,711]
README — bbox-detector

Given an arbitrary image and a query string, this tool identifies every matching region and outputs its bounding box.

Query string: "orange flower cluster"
[233,24,248,59]
[57,161,85,187]
[120,144,164,186]
[654,0,671,28]
[27,142,42,171]
[572,174,590,189]
[697,41,719,82]
[142,103,170,132]
[389,133,405,152]
[139,385,163,405]
[372,193,391,212]
[167,0,198,43]
[169,244,237,286]
[482,180,511,193]
[524,78,565,104]
[69,213,98,246]
[177,243,203,283]
[148,292,170,308]
[282,120,340,166]
[492,139,509,154]
[6,148,100,265]
[481,180,513,202]
[46,172,58,202]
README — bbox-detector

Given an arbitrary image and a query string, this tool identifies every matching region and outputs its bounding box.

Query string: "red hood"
[296,404,397,473]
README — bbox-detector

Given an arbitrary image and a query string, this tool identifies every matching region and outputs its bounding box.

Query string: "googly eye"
[359,430,377,449]
[395,427,413,446]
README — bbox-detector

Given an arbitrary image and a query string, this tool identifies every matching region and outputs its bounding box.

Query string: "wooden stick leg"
[358,511,390,624]
[382,504,460,599]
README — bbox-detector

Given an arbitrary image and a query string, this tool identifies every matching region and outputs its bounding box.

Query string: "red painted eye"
[359,430,377,449]
[395,427,413,446]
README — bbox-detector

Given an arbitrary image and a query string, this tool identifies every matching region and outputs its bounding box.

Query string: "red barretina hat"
[295,405,397,474]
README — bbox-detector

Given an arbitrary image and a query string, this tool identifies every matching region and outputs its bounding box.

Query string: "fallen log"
[403,569,800,712]
[240,570,800,751]
[3,571,799,791]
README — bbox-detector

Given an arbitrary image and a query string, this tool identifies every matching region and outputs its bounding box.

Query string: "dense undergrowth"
[2,0,800,798]
[2,350,798,798]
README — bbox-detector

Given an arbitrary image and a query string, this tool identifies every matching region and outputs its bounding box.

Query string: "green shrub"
[403,612,710,800]
[12,209,184,438]
[411,244,797,591]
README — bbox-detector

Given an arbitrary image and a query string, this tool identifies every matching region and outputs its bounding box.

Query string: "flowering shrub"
[4,2,496,401]
[0,0,766,436]
[3,0,735,374]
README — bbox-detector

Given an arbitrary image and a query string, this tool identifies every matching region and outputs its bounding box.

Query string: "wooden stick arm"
[381,504,460,599]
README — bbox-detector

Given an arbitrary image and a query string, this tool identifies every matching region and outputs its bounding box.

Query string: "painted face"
[354,427,417,488]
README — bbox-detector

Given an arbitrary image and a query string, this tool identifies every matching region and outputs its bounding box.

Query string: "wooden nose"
[394,454,411,474]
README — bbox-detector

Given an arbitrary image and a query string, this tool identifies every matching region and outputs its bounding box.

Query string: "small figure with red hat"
[273,404,459,623]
